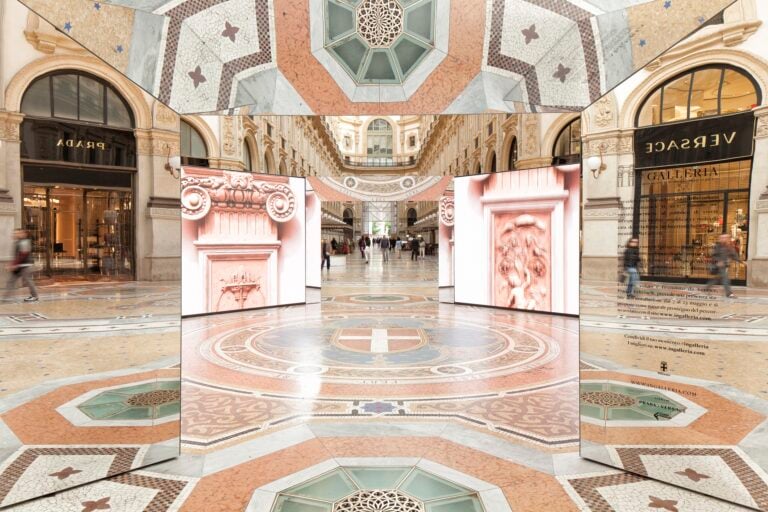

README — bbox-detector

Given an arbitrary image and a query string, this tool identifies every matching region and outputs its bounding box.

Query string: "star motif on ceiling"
[81,497,111,512]
[675,468,710,482]
[697,15,706,24]
[221,21,240,42]
[93,2,101,10]
[639,39,647,47]
[188,66,207,88]
[553,63,571,83]
[648,496,679,512]
[115,45,124,53]
[663,0,672,8]
[521,24,539,45]
[63,21,72,32]
[49,466,83,480]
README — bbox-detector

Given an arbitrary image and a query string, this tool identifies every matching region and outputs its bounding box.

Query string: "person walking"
[411,236,420,261]
[705,233,741,298]
[321,239,331,271]
[380,235,390,262]
[419,236,426,259]
[623,237,640,299]
[364,235,371,264]
[395,237,402,259]
[359,236,366,258]
[4,228,39,303]
[330,237,338,255]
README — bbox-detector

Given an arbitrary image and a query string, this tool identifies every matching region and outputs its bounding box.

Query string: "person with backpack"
[4,229,38,303]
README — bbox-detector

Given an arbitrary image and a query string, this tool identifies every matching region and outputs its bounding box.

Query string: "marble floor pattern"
[4,261,755,510]
[0,281,181,508]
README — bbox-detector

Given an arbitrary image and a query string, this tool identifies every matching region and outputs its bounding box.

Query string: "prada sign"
[56,139,108,150]
[20,118,136,168]
[634,112,755,169]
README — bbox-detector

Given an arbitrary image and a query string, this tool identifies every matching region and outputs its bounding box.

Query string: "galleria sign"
[56,138,108,150]
[643,166,719,182]
[634,112,754,169]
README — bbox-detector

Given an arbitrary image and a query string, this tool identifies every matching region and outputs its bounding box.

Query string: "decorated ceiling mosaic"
[19,0,736,113]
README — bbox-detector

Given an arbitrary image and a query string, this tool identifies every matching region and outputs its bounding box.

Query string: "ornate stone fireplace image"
[181,168,306,316]
[454,166,579,315]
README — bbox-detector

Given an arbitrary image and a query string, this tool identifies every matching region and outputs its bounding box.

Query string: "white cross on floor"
[338,328,421,353]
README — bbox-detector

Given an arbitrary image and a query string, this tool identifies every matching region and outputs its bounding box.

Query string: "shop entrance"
[636,160,750,284]
[23,183,134,281]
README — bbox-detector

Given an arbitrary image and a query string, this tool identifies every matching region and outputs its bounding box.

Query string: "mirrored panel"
[1,81,180,506]
[580,107,768,508]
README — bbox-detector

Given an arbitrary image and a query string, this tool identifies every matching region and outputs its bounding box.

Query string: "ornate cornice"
[439,196,454,227]
[646,20,762,72]
[181,171,296,223]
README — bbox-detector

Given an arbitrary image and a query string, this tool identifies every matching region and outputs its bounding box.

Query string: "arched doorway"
[407,208,417,227]
[20,70,137,280]
[551,117,581,165]
[343,208,354,226]
[631,64,760,284]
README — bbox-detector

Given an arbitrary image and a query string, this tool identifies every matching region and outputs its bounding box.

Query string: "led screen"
[453,167,579,315]
[181,168,306,315]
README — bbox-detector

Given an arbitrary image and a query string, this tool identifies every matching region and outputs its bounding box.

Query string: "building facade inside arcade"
[1,0,768,511]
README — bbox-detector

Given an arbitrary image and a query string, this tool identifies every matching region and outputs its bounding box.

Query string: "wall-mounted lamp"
[164,143,182,179]
[585,146,606,179]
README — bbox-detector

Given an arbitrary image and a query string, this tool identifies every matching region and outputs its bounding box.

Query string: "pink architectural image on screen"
[454,166,579,315]
[180,168,306,316]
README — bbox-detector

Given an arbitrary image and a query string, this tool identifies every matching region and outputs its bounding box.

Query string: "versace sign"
[634,112,755,169]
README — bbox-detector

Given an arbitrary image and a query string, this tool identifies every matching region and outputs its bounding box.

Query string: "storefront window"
[637,65,760,127]
[180,120,209,166]
[552,117,581,165]
[637,161,750,283]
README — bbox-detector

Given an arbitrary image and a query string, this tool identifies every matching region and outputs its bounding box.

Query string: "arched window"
[243,141,252,171]
[636,65,760,127]
[552,117,581,165]
[264,150,275,174]
[21,71,134,128]
[343,208,354,226]
[180,120,209,167]
[488,151,497,173]
[367,118,393,162]
[474,161,482,174]
[506,137,517,170]
[407,208,417,227]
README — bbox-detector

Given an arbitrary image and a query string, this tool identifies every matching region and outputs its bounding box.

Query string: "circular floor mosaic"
[201,310,560,384]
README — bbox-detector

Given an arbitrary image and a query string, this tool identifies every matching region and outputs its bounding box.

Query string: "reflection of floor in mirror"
[580,278,768,511]
[7,277,755,511]
[0,282,182,509]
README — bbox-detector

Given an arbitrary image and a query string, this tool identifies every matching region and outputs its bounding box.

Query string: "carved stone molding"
[523,115,539,157]
[593,96,614,129]
[24,12,85,54]
[755,111,768,139]
[0,111,24,142]
[154,102,178,130]
[181,171,296,223]
[222,116,237,157]
[439,196,454,227]
[135,129,180,157]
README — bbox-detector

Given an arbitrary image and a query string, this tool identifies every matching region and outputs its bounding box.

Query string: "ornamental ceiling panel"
[18,0,735,114]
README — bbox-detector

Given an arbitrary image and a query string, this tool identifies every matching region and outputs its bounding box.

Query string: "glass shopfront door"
[22,184,134,280]
[636,160,750,284]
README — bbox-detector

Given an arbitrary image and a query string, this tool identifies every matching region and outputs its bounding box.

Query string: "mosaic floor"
[0,281,181,508]
[580,279,768,511]
[5,265,756,510]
